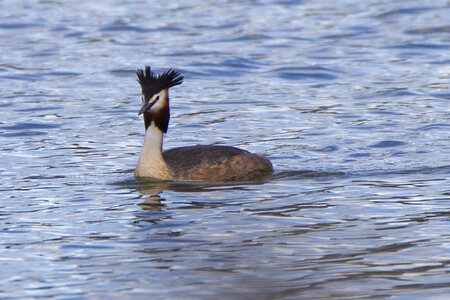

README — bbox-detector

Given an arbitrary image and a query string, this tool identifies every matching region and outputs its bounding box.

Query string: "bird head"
[136,66,183,115]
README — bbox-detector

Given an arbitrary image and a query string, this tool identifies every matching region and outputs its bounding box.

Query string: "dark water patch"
[428,59,450,65]
[27,48,60,58]
[395,281,450,293]
[351,125,377,130]
[0,131,47,137]
[100,24,184,33]
[267,0,304,5]
[246,201,332,217]
[60,244,115,250]
[348,152,371,158]
[99,25,152,33]
[0,122,63,137]
[279,71,337,81]
[314,145,339,152]
[0,64,48,71]
[44,71,81,77]
[369,140,407,148]
[193,20,241,30]
[374,7,435,18]
[0,122,63,130]
[405,25,450,35]
[391,151,407,157]
[386,43,448,50]
[359,88,417,99]
[0,22,43,29]
[356,240,424,257]
[321,32,364,40]
[221,57,265,69]
[24,175,65,180]
[306,54,345,60]
[204,34,273,45]
[227,34,272,42]
[64,31,86,38]
[273,66,341,81]
[50,25,69,32]
[154,25,186,32]
[345,25,374,33]
[415,123,450,131]
[362,109,400,116]
[0,74,42,81]
[109,68,135,78]
[377,89,417,97]
[245,0,304,6]
[430,93,450,99]
[0,103,13,108]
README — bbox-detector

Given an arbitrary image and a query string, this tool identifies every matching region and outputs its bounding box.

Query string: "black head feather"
[136,66,183,98]
[136,66,182,133]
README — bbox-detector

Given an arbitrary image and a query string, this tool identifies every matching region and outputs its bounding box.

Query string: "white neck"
[134,122,172,179]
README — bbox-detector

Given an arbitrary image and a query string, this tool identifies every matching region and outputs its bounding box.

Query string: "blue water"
[1,0,449,298]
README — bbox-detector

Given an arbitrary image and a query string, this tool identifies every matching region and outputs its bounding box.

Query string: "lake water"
[0,0,449,298]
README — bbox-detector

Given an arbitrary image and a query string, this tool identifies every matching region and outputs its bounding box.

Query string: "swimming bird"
[134,66,273,181]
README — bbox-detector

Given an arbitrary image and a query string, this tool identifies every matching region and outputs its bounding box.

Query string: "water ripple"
[0,0,449,299]
[369,140,407,148]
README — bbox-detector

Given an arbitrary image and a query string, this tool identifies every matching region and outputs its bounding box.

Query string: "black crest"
[136,66,183,97]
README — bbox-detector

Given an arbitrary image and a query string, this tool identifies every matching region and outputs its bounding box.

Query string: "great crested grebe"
[134,66,273,181]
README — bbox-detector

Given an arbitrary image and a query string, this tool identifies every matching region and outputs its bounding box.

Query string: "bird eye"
[155,95,160,101]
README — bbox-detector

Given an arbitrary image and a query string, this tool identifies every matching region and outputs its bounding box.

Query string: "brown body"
[163,145,273,181]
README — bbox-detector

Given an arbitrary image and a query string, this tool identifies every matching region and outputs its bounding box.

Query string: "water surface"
[0,0,449,298]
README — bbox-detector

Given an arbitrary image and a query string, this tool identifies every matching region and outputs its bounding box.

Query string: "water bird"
[134,66,273,181]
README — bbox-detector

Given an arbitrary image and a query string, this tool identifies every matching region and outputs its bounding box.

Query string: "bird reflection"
[135,179,169,211]
[134,177,262,213]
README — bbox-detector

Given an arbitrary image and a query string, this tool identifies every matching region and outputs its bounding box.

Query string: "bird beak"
[138,100,156,115]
